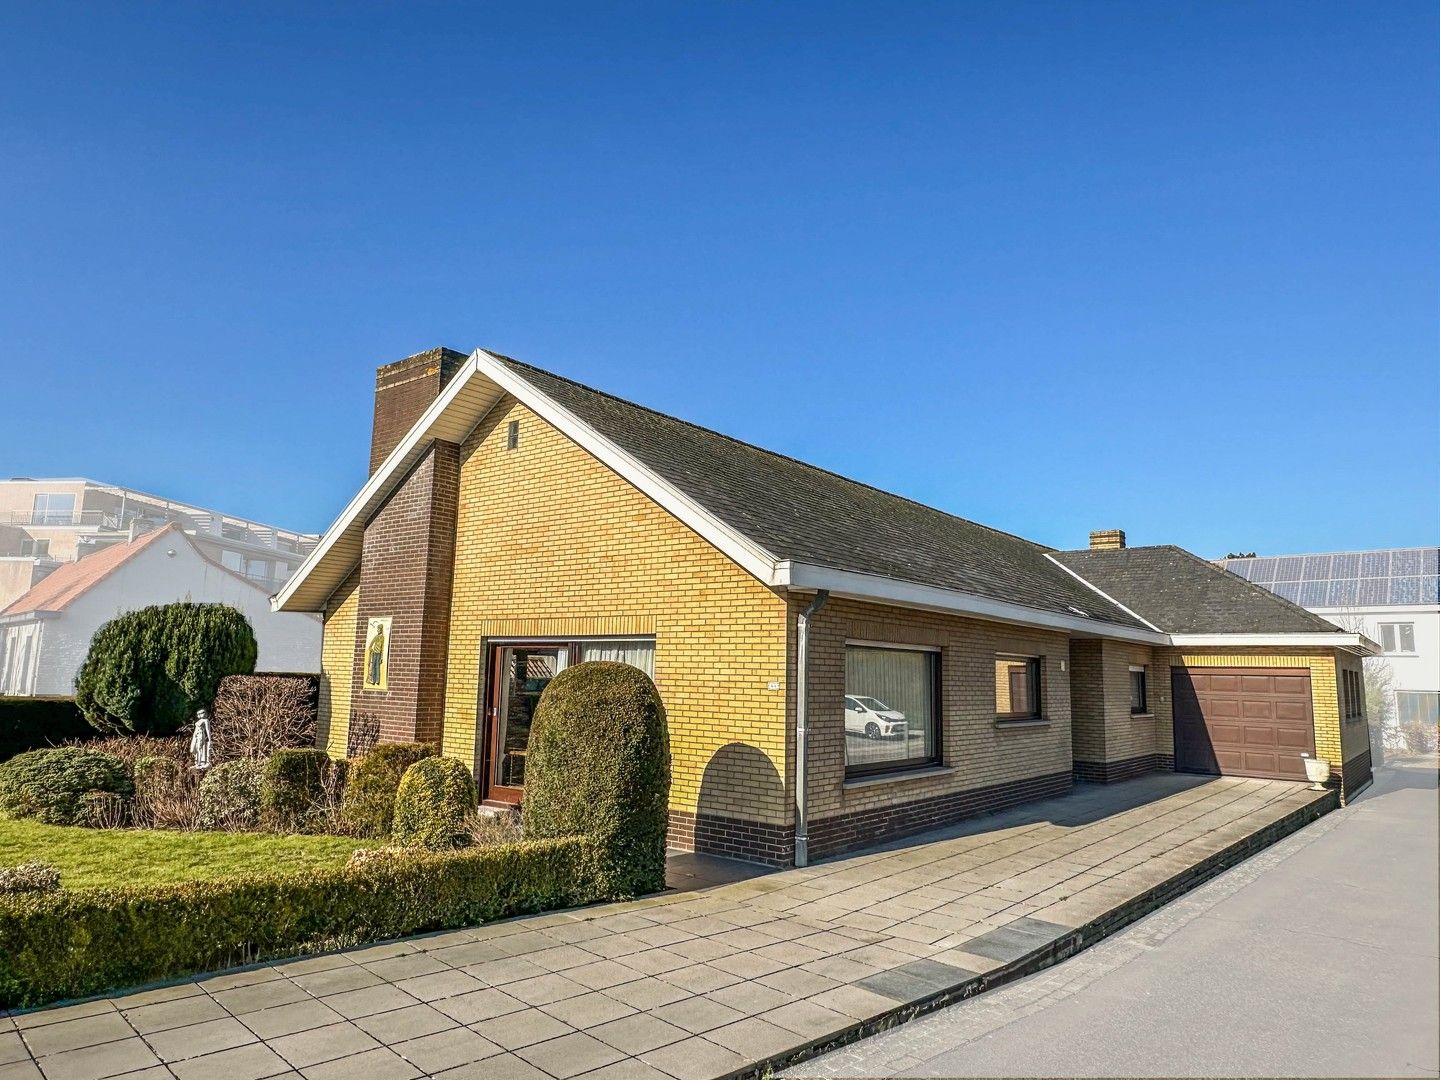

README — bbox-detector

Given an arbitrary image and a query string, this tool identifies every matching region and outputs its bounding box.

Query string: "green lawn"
[0,819,375,891]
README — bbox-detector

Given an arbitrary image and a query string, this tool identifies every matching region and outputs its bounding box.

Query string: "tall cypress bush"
[74,603,258,737]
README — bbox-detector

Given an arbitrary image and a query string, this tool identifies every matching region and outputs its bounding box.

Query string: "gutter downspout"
[794,589,829,868]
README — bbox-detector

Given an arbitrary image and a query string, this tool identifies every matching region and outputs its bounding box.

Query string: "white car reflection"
[844,695,907,739]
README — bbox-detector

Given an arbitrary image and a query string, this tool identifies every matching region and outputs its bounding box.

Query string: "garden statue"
[190,707,212,770]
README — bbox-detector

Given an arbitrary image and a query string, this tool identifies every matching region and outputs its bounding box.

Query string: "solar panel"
[1222,548,1439,610]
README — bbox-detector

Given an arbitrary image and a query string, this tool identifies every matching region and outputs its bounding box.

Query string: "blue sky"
[1,2,1435,558]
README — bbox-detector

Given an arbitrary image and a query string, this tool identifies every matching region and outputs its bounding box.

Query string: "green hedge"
[393,756,476,850]
[0,698,94,763]
[0,836,597,1008]
[342,743,435,838]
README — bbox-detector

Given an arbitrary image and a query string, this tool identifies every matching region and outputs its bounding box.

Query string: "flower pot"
[1301,755,1332,791]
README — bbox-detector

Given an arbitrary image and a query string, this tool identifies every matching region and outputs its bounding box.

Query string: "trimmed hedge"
[392,757,476,850]
[525,661,671,899]
[74,602,258,737]
[342,743,436,839]
[0,836,596,1007]
[260,749,330,833]
[0,748,133,825]
[0,698,94,764]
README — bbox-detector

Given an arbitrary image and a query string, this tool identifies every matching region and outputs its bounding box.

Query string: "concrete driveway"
[791,762,1440,1079]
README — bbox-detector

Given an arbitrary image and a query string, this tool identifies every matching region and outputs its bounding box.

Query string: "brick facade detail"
[1073,754,1168,784]
[352,442,460,746]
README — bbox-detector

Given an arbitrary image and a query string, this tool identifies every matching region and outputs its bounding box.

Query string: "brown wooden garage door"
[1171,667,1315,781]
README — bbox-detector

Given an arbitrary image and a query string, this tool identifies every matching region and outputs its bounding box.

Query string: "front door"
[482,644,569,804]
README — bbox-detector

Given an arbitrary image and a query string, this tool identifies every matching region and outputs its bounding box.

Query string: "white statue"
[190,708,212,770]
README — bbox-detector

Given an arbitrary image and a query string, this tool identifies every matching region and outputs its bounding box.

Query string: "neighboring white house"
[1220,547,1440,729]
[0,524,320,696]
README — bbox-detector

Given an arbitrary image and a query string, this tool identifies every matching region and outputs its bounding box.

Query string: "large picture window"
[844,643,939,775]
[995,655,1041,720]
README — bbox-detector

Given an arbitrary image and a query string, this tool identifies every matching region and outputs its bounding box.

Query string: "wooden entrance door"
[482,644,569,804]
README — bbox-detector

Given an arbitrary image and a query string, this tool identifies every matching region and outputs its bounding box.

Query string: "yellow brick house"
[275,347,1378,866]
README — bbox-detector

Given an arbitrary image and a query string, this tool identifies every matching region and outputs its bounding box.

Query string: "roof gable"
[1,525,180,617]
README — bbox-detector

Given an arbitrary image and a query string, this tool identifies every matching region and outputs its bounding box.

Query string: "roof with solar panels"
[1217,548,1440,610]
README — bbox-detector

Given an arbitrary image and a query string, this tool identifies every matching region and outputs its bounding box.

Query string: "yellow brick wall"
[797,595,1073,824]
[1156,648,1345,769]
[317,569,360,757]
[439,398,791,824]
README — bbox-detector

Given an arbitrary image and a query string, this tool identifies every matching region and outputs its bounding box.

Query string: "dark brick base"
[807,770,1074,862]
[668,809,793,867]
[1073,754,1169,784]
[1340,747,1373,803]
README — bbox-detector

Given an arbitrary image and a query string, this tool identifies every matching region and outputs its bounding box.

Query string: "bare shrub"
[465,810,523,848]
[346,712,381,758]
[77,791,131,829]
[211,675,317,763]
[71,734,190,771]
[132,756,199,830]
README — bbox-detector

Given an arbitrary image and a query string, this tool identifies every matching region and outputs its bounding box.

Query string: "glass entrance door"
[484,645,568,803]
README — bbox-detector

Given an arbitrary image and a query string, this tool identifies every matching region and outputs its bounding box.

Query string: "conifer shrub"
[196,759,265,830]
[74,603,258,737]
[524,661,670,898]
[0,747,132,826]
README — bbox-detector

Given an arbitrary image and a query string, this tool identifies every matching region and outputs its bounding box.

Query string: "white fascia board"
[1042,552,1164,633]
[776,561,1169,644]
[1309,605,1440,617]
[470,351,781,584]
[1169,632,1382,656]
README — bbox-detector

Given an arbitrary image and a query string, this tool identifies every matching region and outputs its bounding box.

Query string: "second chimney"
[1089,529,1127,551]
[370,347,468,474]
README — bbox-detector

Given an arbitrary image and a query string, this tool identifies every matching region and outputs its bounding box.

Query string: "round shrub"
[524,661,670,898]
[341,742,436,838]
[74,602,258,737]
[392,757,476,850]
[197,759,265,830]
[260,748,330,833]
[0,747,132,825]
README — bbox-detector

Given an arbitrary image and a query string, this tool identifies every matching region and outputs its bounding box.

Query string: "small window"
[1129,666,1148,715]
[1378,622,1417,655]
[19,538,50,558]
[506,420,520,450]
[995,655,1041,720]
[845,644,940,775]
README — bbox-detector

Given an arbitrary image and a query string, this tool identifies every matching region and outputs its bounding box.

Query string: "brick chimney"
[1089,529,1126,551]
[370,347,468,475]
[350,347,466,747]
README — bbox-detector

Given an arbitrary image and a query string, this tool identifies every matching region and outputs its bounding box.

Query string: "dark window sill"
[995,716,1048,729]
[843,764,952,789]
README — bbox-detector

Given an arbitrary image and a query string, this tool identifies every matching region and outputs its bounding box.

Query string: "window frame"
[1379,622,1417,655]
[995,654,1043,722]
[843,641,942,779]
[1128,665,1149,716]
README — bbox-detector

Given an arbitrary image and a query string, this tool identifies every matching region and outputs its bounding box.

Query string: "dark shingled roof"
[1050,546,1348,635]
[495,356,1150,632]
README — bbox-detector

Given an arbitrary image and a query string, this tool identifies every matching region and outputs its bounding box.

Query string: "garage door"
[1171,667,1315,781]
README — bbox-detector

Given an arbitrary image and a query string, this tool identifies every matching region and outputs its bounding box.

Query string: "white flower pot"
[1302,755,1332,790]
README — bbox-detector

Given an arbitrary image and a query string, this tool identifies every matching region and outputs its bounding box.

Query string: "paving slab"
[6,774,1331,1080]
